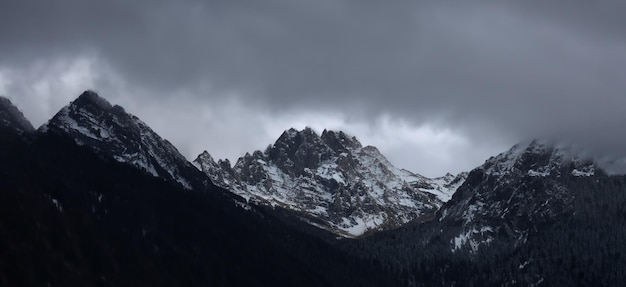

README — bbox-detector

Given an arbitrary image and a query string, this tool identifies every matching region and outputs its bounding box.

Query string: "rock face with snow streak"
[195,127,466,237]
[42,91,202,190]
[436,140,598,253]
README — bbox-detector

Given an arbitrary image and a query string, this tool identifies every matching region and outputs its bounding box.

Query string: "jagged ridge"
[195,127,467,237]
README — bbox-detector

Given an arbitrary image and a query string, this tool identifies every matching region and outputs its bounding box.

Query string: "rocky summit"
[195,127,466,237]
[42,90,205,190]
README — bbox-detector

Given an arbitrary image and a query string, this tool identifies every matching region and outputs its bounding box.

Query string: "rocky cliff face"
[195,128,466,237]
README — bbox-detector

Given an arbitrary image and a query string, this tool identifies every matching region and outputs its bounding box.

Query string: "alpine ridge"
[438,139,597,253]
[346,139,626,286]
[195,127,467,237]
[1,90,625,286]
[0,91,398,286]
[42,90,206,190]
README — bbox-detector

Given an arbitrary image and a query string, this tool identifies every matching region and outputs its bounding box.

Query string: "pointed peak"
[482,139,596,177]
[281,127,319,136]
[321,129,362,151]
[217,158,232,168]
[196,150,216,162]
[283,127,299,137]
[432,172,458,183]
[517,139,591,161]
[44,91,193,188]
[302,126,316,133]
[320,129,333,137]
[0,96,35,134]
[73,90,113,110]
[0,96,13,107]
[47,91,118,133]
[320,128,357,139]
[252,150,264,158]
[277,128,299,142]
[494,139,553,161]
[524,139,554,154]
[276,127,322,145]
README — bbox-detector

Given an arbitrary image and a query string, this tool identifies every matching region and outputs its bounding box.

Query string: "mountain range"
[346,140,626,285]
[1,91,625,286]
[194,127,466,236]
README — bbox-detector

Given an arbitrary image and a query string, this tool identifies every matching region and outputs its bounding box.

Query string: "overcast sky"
[1,0,625,177]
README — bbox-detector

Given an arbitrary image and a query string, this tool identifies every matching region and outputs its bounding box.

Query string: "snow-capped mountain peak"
[75,90,114,110]
[42,91,197,190]
[438,139,600,254]
[481,139,595,178]
[195,127,467,237]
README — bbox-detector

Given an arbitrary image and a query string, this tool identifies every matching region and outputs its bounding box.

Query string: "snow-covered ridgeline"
[43,91,193,189]
[196,128,467,237]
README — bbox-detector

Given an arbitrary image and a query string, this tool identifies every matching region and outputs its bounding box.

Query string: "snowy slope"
[42,91,196,189]
[195,128,466,237]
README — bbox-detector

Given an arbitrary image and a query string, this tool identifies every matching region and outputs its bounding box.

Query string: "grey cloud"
[2,0,626,165]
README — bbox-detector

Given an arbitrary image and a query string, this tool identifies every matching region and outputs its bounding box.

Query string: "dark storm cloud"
[2,0,626,158]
